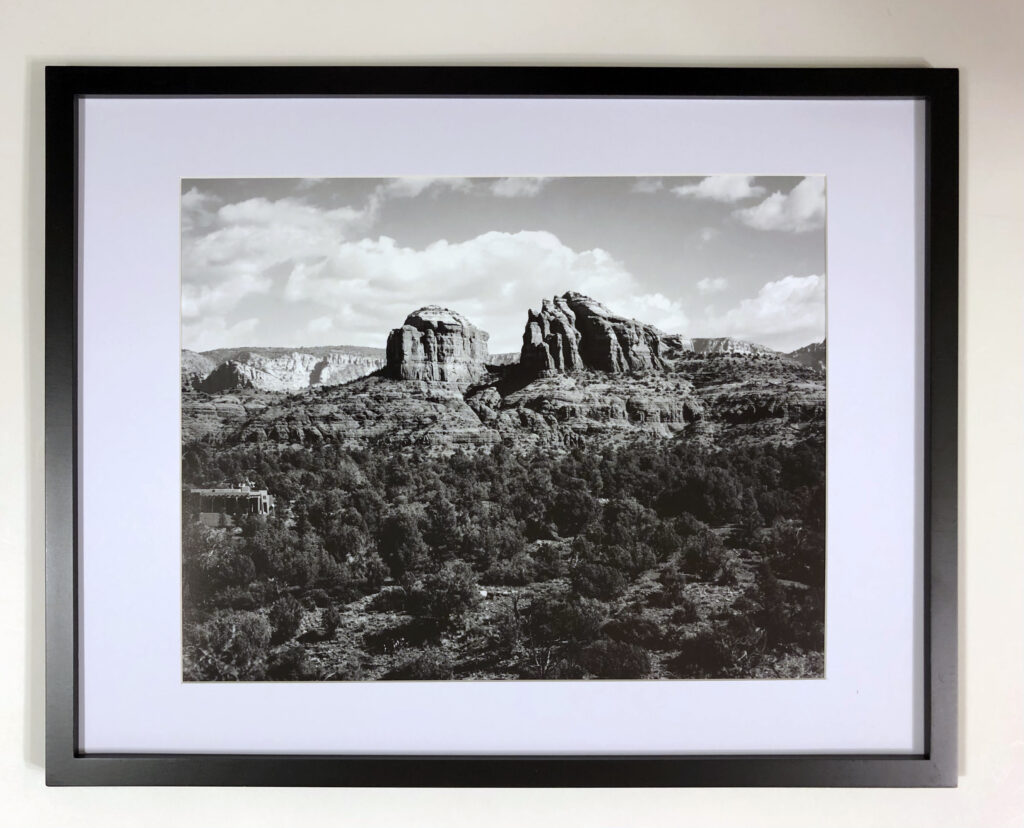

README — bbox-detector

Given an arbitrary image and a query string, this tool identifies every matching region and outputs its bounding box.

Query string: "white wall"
[1,0,1021,825]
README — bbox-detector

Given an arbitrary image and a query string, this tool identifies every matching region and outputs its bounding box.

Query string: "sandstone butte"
[182,292,826,450]
[520,291,696,374]
[384,305,490,389]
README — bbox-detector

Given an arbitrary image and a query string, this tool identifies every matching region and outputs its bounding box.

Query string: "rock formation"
[692,337,775,356]
[181,350,217,390]
[786,339,826,372]
[181,293,825,452]
[520,291,694,374]
[197,350,385,393]
[385,306,489,388]
[520,295,584,373]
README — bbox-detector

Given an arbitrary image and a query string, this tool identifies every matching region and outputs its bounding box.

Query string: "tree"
[183,610,271,681]
[268,595,304,643]
[407,560,481,631]
[378,506,427,578]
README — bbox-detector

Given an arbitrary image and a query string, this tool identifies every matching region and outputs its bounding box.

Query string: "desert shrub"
[651,521,683,562]
[681,529,735,582]
[655,563,687,606]
[321,604,342,636]
[348,549,389,592]
[322,656,364,681]
[378,506,428,578]
[786,587,825,650]
[491,598,524,655]
[383,647,453,680]
[670,598,700,625]
[601,613,664,649]
[600,497,660,552]
[762,519,825,587]
[523,593,606,649]
[406,560,481,630]
[182,521,255,605]
[580,639,651,679]
[264,531,324,587]
[548,488,601,536]
[268,595,304,644]
[265,642,317,680]
[363,617,441,654]
[741,565,824,651]
[673,512,709,539]
[518,654,587,680]
[210,583,265,611]
[183,610,271,681]
[460,518,527,572]
[668,627,734,678]
[307,588,332,607]
[367,586,408,613]
[530,543,565,580]
[714,550,742,586]
[483,552,537,586]
[570,561,627,600]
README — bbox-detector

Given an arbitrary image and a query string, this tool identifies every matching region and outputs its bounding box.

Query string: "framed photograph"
[45,66,958,786]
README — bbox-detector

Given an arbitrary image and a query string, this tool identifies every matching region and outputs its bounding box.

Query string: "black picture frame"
[45,65,959,787]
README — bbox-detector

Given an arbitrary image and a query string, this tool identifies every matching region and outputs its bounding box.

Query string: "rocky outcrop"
[692,337,775,356]
[520,292,694,375]
[181,294,825,453]
[197,351,385,393]
[385,306,489,388]
[521,295,584,373]
[787,339,826,372]
[235,376,499,450]
[181,350,217,390]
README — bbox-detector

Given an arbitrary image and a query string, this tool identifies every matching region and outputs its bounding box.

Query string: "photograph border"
[45,65,958,787]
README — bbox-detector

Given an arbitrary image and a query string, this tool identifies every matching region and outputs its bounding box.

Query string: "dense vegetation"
[182,435,825,681]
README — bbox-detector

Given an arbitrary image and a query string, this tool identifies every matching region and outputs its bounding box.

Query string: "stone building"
[184,482,274,527]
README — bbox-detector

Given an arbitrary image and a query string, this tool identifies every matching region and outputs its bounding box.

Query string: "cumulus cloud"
[696,277,728,294]
[489,177,549,198]
[181,194,372,327]
[732,176,826,233]
[182,316,261,352]
[283,230,688,352]
[181,186,223,234]
[631,178,663,194]
[307,316,334,334]
[672,175,765,203]
[378,177,473,199]
[698,274,826,352]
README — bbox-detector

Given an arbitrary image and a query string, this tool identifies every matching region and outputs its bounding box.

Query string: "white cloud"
[283,230,688,352]
[181,271,273,320]
[181,195,372,325]
[672,175,765,203]
[631,178,663,194]
[699,227,719,244]
[489,177,549,198]
[181,187,223,234]
[696,277,728,294]
[378,177,473,199]
[732,176,825,233]
[698,274,826,351]
[307,316,334,334]
[183,316,260,352]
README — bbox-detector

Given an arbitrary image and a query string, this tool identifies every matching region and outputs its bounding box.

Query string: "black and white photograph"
[180,175,827,682]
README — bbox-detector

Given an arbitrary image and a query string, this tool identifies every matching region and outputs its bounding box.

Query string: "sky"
[181,175,826,354]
